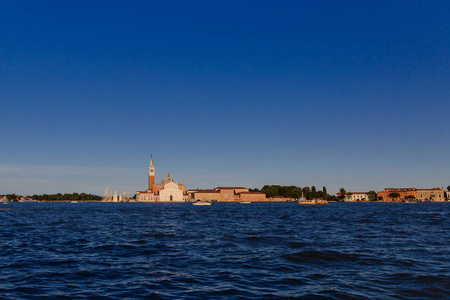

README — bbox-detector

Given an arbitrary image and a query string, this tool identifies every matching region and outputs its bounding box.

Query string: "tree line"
[28,193,102,201]
[257,185,339,200]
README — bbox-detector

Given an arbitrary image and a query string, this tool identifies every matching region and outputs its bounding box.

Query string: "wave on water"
[1,202,449,299]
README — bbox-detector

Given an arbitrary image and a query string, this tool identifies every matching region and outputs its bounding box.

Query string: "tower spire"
[148,155,155,190]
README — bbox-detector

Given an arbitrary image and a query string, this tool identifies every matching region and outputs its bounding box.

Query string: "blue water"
[1,202,449,299]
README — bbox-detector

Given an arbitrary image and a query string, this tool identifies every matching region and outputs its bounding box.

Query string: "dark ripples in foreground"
[1,202,449,299]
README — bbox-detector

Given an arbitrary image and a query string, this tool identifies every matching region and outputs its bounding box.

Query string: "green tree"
[282,186,302,199]
[338,188,346,201]
[261,185,281,198]
[302,187,311,199]
[279,186,289,197]
[316,190,324,199]
[389,192,401,201]
[6,194,17,201]
[447,185,450,191]
[367,190,377,201]
[293,187,302,198]
[262,185,302,199]
[311,186,317,198]
[322,186,328,200]
[328,195,338,201]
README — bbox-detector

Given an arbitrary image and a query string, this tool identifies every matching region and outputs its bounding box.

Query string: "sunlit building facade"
[136,157,188,202]
[377,187,445,202]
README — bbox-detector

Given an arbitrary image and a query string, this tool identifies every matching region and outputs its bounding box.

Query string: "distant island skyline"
[1,1,448,197]
[0,160,450,200]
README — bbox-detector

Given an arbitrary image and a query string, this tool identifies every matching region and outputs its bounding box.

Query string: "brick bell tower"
[148,155,155,191]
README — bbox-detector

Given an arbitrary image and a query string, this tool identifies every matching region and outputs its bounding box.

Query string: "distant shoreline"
[12,200,449,204]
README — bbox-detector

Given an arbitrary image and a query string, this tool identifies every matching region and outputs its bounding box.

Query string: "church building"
[136,156,188,202]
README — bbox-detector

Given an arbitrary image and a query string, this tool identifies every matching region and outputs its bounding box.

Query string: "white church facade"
[136,156,188,202]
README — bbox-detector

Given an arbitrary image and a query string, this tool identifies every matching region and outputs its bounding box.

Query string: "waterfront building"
[187,187,266,202]
[188,189,220,202]
[240,191,270,202]
[214,187,266,202]
[377,187,445,202]
[377,188,418,202]
[446,191,450,200]
[347,192,369,202]
[416,188,445,202]
[136,156,187,202]
[215,187,248,202]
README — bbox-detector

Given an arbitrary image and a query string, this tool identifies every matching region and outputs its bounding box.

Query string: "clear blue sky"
[1,1,448,196]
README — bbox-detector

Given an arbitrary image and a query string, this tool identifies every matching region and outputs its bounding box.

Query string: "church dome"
[164,172,174,184]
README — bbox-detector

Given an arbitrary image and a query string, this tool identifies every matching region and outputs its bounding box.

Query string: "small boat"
[71,201,79,203]
[298,199,328,205]
[240,201,251,204]
[192,200,211,206]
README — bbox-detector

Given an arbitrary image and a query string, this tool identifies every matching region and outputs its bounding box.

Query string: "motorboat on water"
[298,198,328,205]
[192,200,211,206]
[240,201,251,204]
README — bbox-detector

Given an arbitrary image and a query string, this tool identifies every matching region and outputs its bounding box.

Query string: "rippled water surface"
[1,202,449,299]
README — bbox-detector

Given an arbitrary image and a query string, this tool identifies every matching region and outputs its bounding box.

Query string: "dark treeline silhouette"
[258,185,336,200]
[30,193,102,201]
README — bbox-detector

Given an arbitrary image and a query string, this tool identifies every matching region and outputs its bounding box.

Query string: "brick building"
[188,187,266,202]
[377,187,445,202]
[377,188,418,202]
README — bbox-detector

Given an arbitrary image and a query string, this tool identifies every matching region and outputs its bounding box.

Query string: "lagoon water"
[1,202,449,299]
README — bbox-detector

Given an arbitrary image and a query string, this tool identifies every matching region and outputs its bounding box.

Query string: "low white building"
[348,192,369,202]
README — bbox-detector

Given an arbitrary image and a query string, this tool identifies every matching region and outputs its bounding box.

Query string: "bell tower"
[148,155,155,191]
